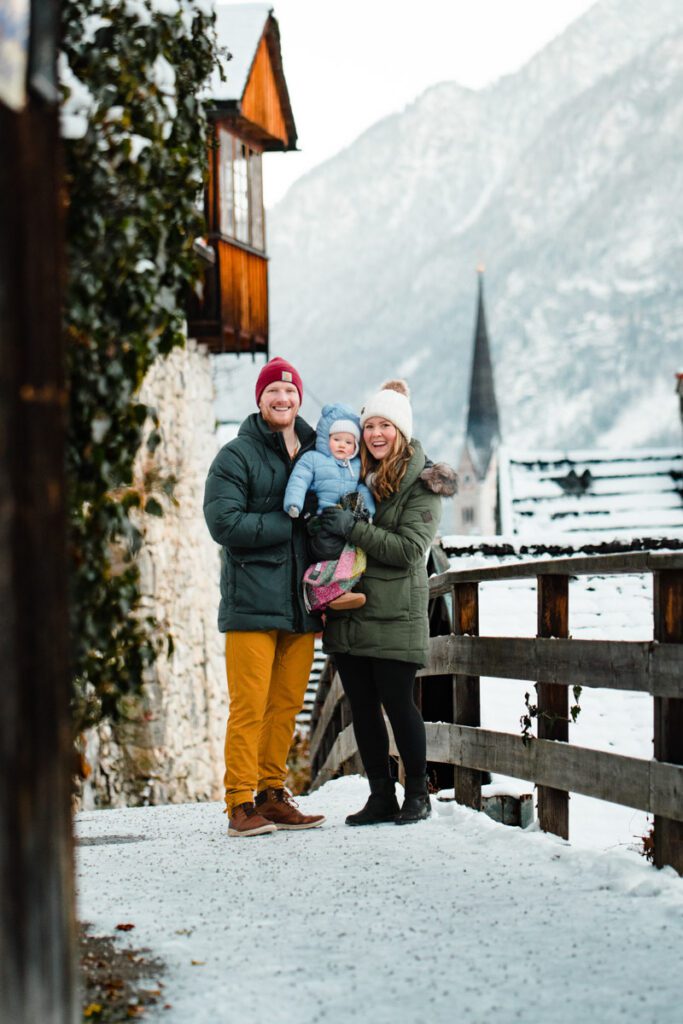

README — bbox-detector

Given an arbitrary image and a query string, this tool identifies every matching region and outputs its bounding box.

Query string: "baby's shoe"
[328,591,366,611]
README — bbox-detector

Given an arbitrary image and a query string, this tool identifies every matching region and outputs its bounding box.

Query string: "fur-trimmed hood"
[315,402,361,457]
[420,460,458,497]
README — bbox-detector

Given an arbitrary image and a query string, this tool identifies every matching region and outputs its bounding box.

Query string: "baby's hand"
[287,506,300,518]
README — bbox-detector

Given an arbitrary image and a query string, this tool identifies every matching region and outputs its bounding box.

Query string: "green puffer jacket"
[323,442,457,666]
[203,413,321,634]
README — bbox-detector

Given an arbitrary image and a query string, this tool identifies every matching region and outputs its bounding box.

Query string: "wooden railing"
[308,551,683,874]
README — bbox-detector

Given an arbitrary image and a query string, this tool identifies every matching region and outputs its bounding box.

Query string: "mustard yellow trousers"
[224,630,315,813]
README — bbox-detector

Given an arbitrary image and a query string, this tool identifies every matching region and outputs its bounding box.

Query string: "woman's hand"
[320,506,355,538]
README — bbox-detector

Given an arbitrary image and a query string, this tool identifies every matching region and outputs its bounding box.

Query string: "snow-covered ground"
[76,776,683,1024]
[75,557,680,1021]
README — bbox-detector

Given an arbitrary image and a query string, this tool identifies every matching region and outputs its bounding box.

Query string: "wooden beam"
[653,570,683,874]
[452,583,482,809]
[0,80,76,1024]
[428,552,683,594]
[308,724,358,792]
[537,575,569,839]
[308,671,344,767]
[419,636,683,698]
[424,724,683,820]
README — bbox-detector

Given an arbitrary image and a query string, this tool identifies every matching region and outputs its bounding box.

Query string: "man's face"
[259,381,300,430]
[329,432,357,459]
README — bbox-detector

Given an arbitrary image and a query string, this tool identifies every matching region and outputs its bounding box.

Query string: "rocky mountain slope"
[251,0,683,460]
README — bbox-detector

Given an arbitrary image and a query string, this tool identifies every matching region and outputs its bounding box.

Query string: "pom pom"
[380,378,410,398]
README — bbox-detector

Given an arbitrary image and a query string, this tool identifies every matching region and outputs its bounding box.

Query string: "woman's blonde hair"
[361,429,413,501]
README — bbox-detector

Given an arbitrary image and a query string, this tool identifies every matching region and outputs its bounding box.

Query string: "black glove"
[320,506,356,539]
[306,515,323,536]
[302,490,319,519]
[308,527,346,561]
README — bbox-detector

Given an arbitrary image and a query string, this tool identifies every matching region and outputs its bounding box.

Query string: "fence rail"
[308,549,683,874]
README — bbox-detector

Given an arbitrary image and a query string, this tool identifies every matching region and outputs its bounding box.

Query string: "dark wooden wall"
[217,238,268,352]
[0,68,76,1024]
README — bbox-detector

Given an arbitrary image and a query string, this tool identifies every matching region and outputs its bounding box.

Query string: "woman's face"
[259,382,300,430]
[363,417,397,460]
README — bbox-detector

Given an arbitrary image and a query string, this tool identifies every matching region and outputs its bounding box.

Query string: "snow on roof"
[210,3,272,102]
[440,532,683,557]
[498,445,683,538]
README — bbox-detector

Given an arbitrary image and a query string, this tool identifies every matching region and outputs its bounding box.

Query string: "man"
[204,357,325,836]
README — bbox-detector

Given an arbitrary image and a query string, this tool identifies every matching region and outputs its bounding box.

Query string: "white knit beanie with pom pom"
[360,379,413,441]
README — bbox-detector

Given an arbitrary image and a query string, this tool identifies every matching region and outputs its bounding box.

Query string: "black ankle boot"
[345,778,400,826]
[395,775,431,825]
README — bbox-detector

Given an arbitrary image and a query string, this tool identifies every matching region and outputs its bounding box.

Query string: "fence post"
[653,570,683,874]
[536,574,569,839]
[452,582,481,809]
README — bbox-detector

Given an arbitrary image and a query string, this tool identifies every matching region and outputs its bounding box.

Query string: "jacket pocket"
[361,564,410,621]
[230,549,290,617]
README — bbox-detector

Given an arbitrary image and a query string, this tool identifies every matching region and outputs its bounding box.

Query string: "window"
[249,151,264,250]
[218,127,265,251]
[462,507,475,525]
[218,129,234,237]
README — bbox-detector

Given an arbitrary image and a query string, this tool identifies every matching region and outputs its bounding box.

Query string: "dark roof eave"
[209,102,298,152]
[209,99,240,116]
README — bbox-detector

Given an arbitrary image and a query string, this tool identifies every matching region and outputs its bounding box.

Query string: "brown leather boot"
[328,591,366,611]
[227,801,277,837]
[255,788,325,830]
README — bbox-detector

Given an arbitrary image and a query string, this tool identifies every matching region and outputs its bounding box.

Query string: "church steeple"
[465,267,500,477]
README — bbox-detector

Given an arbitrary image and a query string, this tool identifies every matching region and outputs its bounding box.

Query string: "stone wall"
[80,340,227,808]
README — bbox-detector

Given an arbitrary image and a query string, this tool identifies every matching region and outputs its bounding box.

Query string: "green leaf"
[62,0,219,733]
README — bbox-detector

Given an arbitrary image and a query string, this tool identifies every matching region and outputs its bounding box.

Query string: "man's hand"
[287,506,300,518]
[320,506,356,539]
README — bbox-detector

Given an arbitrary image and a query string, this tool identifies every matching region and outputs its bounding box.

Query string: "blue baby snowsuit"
[284,403,376,517]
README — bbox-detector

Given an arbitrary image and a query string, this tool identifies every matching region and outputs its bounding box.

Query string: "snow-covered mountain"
[254,0,683,461]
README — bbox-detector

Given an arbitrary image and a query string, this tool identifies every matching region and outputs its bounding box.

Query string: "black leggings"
[333,653,426,779]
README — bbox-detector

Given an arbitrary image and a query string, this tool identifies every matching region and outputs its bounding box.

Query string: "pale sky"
[230,0,597,207]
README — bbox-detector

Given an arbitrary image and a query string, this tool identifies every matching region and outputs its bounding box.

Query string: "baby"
[284,403,375,612]
[284,403,376,519]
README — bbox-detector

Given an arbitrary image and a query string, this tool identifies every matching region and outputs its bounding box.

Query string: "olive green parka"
[323,441,457,666]
[203,413,321,634]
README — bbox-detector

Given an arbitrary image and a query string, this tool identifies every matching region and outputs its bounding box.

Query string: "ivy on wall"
[60,0,220,733]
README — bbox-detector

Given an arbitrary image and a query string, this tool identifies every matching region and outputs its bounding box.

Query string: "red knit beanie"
[255,357,303,406]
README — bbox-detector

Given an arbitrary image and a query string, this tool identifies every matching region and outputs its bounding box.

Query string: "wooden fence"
[308,550,683,874]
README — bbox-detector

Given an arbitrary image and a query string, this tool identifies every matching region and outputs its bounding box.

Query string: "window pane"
[249,152,264,251]
[234,141,250,244]
[218,128,234,236]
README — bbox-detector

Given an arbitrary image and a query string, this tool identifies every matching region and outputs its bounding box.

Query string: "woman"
[318,379,457,825]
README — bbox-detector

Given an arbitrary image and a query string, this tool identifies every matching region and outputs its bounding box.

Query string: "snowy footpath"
[76,776,683,1024]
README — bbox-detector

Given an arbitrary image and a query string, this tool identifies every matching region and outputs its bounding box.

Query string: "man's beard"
[260,406,297,431]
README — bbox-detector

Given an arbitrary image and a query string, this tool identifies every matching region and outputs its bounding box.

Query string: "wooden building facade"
[188,4,297,355]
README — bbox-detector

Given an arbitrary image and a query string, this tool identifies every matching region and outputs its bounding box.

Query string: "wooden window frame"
[217,127,265,253]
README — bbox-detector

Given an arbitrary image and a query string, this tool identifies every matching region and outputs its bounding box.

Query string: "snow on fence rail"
[308,551,683,874]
